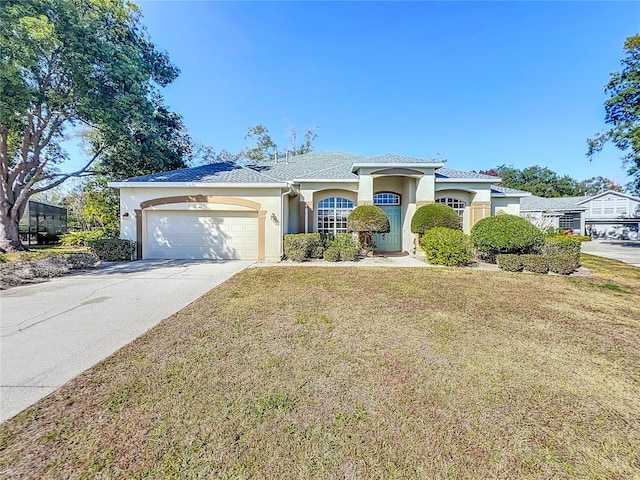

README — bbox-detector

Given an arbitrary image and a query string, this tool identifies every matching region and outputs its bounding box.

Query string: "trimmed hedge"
[471,214,544,261]
[420,227,472,267]
[411,203,462,234]
[323,247,341,262]
[323,233,360,262]
[496,254,524,272]
[542,236,582,256]
[284,233,324,261]
[549,253,580,275]
[521,254,550,274]
[87,239,136,261]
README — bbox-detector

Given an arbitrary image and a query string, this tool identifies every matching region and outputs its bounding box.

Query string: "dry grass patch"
[1,257,639,479]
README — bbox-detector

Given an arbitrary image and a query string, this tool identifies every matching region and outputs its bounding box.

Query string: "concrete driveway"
[0,259,252,422]
[581,240,640,267]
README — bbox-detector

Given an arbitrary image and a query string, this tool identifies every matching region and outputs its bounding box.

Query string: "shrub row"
[284,233,359,262]
[497,252,580,275]
[323,233,359,262]
[87,239,136,262]
[420,227,472,266]
[542,236,582,256]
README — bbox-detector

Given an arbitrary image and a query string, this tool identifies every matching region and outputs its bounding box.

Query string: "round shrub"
[496,254,524,272]
[339,246,359,262]
[521,254,550,274]
[420,227,473,267]
[347,205,390,233]
[471,214,544,261]
[411,203,462,234]
[348,205,390,255]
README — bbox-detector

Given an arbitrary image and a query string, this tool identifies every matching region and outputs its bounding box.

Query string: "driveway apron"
[0,260,252,422]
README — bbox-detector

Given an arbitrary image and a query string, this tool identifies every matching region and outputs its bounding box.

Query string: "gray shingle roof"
[365,153,437,164]
[436,167,498,180]
[520,195,590,212]
[119,152,505,184]
[119,162,281,184]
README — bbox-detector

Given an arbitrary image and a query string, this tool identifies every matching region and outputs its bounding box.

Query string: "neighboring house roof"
[576,190,640,204]
[520,195,590,212]
[111,152,508,186]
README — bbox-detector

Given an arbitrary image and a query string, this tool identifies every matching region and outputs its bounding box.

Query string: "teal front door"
[374,205,402,252]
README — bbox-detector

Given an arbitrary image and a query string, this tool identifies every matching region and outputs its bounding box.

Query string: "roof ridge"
[293,156,364,179]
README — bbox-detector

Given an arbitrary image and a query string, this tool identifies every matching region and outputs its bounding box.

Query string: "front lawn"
[1,255,638,478]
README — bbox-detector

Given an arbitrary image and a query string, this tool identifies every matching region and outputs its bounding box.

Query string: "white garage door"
[146,211,258,260]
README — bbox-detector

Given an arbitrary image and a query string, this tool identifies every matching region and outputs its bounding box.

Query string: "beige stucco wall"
[491,198,521,216]
[297,182,358,233]
[119,186,285,261]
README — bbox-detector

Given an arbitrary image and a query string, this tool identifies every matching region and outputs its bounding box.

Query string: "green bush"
[87,239,136,261]
[471,214,544,261]
[542,236,582,256]
[323,247,341,262]
[283,233,324,261]
[572,235,591,242]
[347,205,390,234]
[521,254,550,274]
[549,253,580,275]
[60,230,105,247]
[420,227,472,267]
[411,203,462,234]
[496,254,524,272]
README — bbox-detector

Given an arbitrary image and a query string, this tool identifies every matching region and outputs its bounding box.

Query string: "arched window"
[317,197,354,234]
[373,192,400,205]
[436,197,466,218]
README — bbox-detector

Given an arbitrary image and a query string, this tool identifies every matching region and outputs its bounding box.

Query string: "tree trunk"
[0,211,24,252]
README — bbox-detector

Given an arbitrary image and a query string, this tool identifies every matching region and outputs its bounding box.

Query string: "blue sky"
[71,1,640,184]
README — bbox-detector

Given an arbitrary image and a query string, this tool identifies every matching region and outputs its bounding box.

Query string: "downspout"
[280,182,299,259]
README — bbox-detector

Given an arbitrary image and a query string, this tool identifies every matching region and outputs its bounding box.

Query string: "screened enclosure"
[19,200,68,245]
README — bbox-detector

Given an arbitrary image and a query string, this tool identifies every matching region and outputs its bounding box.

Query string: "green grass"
[0,245,88,264]
[1,256,639,479]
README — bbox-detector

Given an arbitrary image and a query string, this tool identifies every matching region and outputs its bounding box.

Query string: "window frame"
[316,197,354,235]
[373,192,401,206]
[435,197,467,218]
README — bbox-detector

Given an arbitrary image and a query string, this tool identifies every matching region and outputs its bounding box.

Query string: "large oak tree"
[0,0,187,250]
[588,33,640,194]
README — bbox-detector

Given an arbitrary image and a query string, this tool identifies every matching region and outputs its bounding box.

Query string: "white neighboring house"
[109,152,532,261]
[520,190,640,240]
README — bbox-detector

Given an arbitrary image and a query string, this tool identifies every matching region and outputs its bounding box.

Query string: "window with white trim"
[373,192,400,205]
[317,197,354,234]
[559,214,577,229]
[436,197,466,218]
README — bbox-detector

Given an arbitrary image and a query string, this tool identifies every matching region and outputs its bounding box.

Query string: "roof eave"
[352,162,445,172]
[437,178,499,183]
[108,181,290,188]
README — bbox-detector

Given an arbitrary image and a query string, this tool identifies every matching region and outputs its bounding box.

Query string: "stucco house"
[109,152,530,261]
[520,190,640,240]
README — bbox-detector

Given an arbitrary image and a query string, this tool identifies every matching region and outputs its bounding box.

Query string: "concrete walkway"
[0,260,252,422]
[581,240,640,267]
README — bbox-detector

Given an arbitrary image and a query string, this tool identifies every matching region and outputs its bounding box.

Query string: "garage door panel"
[146,211,258,260]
